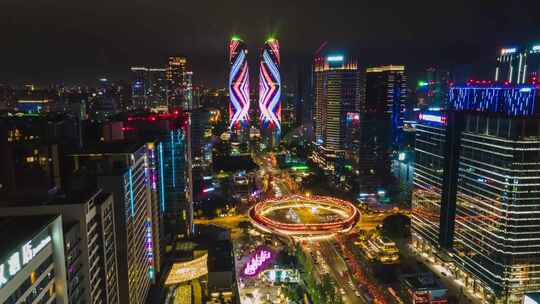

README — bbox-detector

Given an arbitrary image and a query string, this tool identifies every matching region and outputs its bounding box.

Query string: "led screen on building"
[164,253,208,285]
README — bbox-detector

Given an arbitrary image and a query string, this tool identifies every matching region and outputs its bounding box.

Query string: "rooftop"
[401,273,446,291]
[71,140,149,155]
[0,188,106,208]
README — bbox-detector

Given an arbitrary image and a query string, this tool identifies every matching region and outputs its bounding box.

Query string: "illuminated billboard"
[419,113,447,125]
[164,253,208,285]
[0,231,51,288]
[242,247,273,276]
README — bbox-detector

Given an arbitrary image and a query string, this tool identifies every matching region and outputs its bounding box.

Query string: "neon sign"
[243,247,273,276]
[419,113,446,125]
[0,234,51,288]
[327,55,344,62]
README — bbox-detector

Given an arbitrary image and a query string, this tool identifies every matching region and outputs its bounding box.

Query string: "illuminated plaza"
[249,194,360,239]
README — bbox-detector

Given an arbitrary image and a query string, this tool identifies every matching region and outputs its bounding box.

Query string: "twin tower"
[228,36,281,132]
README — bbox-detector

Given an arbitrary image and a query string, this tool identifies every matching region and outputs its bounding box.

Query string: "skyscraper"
[130,67,168,109]
[148,68,168,107]
[364,65,408,146]
[416,67,451,110]
[0,215,69,304]
[495,44,540,84]
[312,54,360,172]
[228,37,250,130]
[131,67,149,109]
[0,190,120,304]
[412,84,540,303]
[259,38,281,132]
[167,56,191,109]
[68,142,158,304]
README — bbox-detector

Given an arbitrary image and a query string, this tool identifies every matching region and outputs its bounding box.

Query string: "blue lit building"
[412,84,540,303]
[157,128,191,238]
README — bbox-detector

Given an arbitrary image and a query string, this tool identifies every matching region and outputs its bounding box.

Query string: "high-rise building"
[131,67,149,109]
[0,215,69,304]
[294,58,314,130]
[416,67,451,110]
[0,190,120,303]
[157,128,191,238]
[102,111,189,248]
[68,142,158,304]
[495,45,540,84]
[312,54,360,172]
[130,67,168,109]
[364,65,408,146]
[148,68,168,107]
[228,37,250,130]
[412,84,540,303]
[167,56,192,109]
[187,109,213,202]
[259,38,282,133]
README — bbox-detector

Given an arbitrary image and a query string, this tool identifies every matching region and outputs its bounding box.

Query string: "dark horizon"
[1,0,539,87]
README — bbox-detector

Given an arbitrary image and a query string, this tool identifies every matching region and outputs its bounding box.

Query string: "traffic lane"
[319,240,364,304]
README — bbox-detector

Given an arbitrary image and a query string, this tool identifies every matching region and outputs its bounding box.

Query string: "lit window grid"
[452,125,540,295]
[411,123,447,248]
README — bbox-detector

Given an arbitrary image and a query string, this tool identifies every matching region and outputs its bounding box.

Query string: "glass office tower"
[412,84,540,303]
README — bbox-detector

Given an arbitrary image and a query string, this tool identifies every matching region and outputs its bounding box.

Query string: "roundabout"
[248,194,360,239]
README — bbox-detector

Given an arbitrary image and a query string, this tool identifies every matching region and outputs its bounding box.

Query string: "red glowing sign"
[242,247,273,276]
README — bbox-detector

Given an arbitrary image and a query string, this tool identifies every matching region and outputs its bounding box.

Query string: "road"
[200,152,394,304]
[318,239,364,304]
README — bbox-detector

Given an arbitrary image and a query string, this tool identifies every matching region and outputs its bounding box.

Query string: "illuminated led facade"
[228,37,250,130]
[312,55,360,172]
[495,45,540,84]
[164,253,208,285]
[259,38,281,131]
[157,129,190,237]
[412,85,540,303]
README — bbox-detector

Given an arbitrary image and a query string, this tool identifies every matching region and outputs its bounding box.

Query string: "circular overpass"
[249,194,360,239]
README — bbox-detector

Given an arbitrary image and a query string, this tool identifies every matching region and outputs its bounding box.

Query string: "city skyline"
[1,0,539,85]
[1,3,540,304]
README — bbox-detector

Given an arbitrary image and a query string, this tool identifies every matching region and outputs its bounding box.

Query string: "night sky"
[1,0,539,86]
